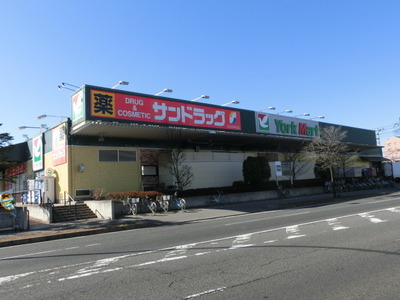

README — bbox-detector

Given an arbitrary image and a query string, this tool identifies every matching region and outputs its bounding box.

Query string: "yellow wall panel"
[69,146,141,196]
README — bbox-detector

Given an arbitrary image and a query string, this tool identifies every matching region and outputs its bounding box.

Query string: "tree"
[303,126,348,197]
[242,156,271,186]
[337,151,360,178]
[280,152,310,185]
[165,127,194,191]
[170,150,193,191]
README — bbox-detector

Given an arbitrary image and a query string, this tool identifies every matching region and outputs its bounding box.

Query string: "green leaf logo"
[257,113,270,131]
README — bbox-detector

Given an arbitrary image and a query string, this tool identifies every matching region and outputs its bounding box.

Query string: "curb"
[0,221,160,248]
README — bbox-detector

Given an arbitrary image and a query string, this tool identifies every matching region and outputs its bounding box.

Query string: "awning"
[360,156,391,162]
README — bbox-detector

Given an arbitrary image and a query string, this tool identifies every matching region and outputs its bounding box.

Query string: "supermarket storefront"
[2,84,382,202]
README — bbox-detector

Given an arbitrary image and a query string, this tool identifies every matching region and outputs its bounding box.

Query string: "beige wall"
[69,146,141,197]
[43,149,69,200]
[159,151,258,189]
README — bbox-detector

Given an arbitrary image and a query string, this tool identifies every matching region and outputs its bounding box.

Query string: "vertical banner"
[71,89,85,124]
[274,161,282,176]
[32,135,44,171]
[52,124,67,166]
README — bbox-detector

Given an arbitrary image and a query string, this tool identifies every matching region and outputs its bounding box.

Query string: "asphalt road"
[1,192,400,299]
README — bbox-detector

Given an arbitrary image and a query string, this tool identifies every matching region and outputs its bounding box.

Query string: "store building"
[2,84,383,203]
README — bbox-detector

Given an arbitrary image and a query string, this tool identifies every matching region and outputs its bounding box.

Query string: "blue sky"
[1,0,400,144]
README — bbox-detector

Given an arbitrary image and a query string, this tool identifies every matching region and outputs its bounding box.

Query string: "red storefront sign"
[52,124,67,166]
[89,90,242,131]
[6,164,27,176]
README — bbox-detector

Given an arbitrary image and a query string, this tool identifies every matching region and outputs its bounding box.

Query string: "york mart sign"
[256,112,320,138]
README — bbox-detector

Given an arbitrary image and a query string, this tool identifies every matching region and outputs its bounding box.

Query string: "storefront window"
[99,150,137,162]
[141,165,158,176]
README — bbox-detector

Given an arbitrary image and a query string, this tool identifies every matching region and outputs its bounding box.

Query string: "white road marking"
[3,205,400,288]
[286,225,306,239]
[184,287,226,299]
[0,271,36,285]
[0,243,101,260]
[264,240,278,244]
[229,244,255,249]
[368,198,400,204]
[359,213,386,223]
[327,218,349,231]
[224,211,311,226]
[166,243,196,258]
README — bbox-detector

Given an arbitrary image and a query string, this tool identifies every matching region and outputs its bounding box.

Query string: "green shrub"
[106,190,161,201]
[242,156,271,186]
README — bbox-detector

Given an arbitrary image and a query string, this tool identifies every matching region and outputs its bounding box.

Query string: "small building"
[384,136,400,161]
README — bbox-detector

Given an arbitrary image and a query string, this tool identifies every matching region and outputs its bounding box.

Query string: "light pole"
[37,114,68,121]
[221,100,240,107]
[295,113,310,117]
[19,125,48,140]
[111,81,129,89]
[191,95,210,102]
[58,82,79,92]
[259,107,276,112]
[19,124,48,130]
[376,128,382,146]
[277,109,293,115]
[155,88,173,96]
[310,116,325,120]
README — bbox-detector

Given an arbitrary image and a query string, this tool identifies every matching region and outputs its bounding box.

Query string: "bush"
[106,191,162,201]
[106,179,325,200]
[175,178,325,197]
[232,180,247,187]
[91,188,106,200]
[242,156,271,185]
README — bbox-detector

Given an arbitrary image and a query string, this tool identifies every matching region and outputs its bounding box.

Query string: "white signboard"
[256,112,320,138]
[275,161,282,176]
[32,135,43,171]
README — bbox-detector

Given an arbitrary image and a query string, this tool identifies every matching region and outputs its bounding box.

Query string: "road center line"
[3,205,400,287]
[224,211,311,226]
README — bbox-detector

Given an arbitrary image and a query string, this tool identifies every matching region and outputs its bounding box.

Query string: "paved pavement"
[1,186,400,248]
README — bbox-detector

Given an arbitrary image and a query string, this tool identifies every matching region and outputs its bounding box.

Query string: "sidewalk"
[1,187,399,248]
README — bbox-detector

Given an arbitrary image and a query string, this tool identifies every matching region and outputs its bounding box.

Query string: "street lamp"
[37,114,68,120]
[259,107,276,111]
[19,124,48,130]
[221,100,240,107]
[295,113,310,117]
[191,95,210,101]
[155,88,173,96]
[310,116,325,120]
[111,81,129,89]
[277,109,293,115]
[58,82,80,91]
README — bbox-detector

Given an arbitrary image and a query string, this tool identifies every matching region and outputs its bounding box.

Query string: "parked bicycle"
[208,190,225,205]
[170,192,186,212]
[143,196,157,214]
[277,185,290,199]
[156,195,170,213]
[122,197,139,215]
